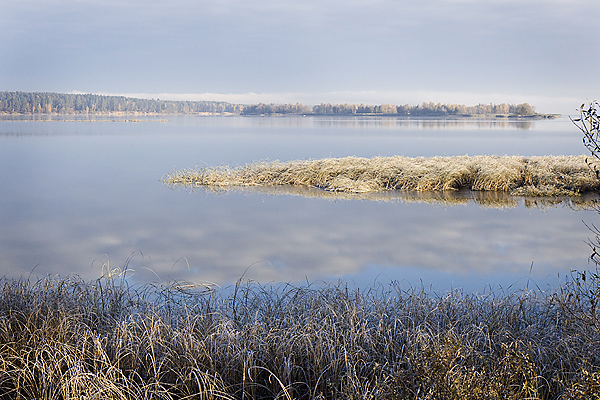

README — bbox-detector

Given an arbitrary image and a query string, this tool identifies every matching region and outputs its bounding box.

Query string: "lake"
[0,115,596,292]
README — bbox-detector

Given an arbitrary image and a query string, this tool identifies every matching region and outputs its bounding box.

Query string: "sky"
[1,0,599,114]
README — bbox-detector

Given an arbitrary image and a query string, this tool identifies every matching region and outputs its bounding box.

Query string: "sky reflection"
[0,117,595,293]
[2,182,596,293]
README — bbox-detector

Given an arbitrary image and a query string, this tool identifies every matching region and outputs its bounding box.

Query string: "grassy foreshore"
[165,155,600,197]
[1,274,600,399]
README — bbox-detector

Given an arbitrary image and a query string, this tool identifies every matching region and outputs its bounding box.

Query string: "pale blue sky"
[1,0,597,114]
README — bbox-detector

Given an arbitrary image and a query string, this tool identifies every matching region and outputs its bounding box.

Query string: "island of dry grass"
[165,155,600,197]
[2,273,600,399]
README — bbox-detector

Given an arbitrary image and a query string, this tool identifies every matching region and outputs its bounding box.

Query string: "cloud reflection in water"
[2,176,596,293]
[106,186,600,291]
[0,116,595,292]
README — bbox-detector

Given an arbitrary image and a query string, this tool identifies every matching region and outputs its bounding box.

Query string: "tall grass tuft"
[1,272,600,399]
[165,155,600,196]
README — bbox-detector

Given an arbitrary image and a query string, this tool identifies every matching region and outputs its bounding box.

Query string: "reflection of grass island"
[2,274,600,399]
[175,183,600,210]
[166,155,600,197]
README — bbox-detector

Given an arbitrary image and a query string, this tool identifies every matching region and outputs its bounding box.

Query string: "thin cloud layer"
[1,0,598,113]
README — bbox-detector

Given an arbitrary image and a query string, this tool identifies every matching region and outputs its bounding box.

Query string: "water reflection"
[179,184,600,209]
[2,179,595,293]
[0,114,545,131]
[144,188,597,292]
[0,115,593,293]
[311,117,536,130]
[0,114,167,122]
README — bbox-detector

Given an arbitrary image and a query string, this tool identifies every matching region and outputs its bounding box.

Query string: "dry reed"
[1,272,600,399]
[165,155,600,197]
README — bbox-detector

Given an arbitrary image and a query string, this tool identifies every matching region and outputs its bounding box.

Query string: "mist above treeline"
[0,91,558,118]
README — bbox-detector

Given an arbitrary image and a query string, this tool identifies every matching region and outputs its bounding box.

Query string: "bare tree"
[572,101,600,175]
[573,101,600,265]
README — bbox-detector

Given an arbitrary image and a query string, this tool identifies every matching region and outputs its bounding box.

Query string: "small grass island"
[166,155,599,197]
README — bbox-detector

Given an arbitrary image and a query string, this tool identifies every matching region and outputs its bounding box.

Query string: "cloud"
[2,0,599,109]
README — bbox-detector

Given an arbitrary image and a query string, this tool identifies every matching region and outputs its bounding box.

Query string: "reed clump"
[1,272,600,399]
[166,155,600,196]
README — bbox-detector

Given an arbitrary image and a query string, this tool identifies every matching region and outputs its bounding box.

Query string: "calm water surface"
[0,115,596,292]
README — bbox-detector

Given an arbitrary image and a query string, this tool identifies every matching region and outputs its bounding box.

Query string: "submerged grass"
[166,155,600,196]
[2,273,600,399]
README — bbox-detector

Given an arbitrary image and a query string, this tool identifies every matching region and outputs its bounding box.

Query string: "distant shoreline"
[0,111,561,119]
[0,91,560,119]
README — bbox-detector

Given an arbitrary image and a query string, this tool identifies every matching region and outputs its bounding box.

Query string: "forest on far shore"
[0,91,558,118]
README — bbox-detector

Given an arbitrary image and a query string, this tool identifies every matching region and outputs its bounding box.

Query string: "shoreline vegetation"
[0,91,560,119]
[1,273,600,399]
[165,155,600,197]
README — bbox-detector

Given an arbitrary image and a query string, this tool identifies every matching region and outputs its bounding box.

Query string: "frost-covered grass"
[165,155,600,197]
[2,273,600,399]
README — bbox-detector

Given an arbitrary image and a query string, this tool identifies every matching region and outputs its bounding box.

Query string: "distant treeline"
[243,101,540,117]
[0,91,242,114]
[0,91,549,117]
